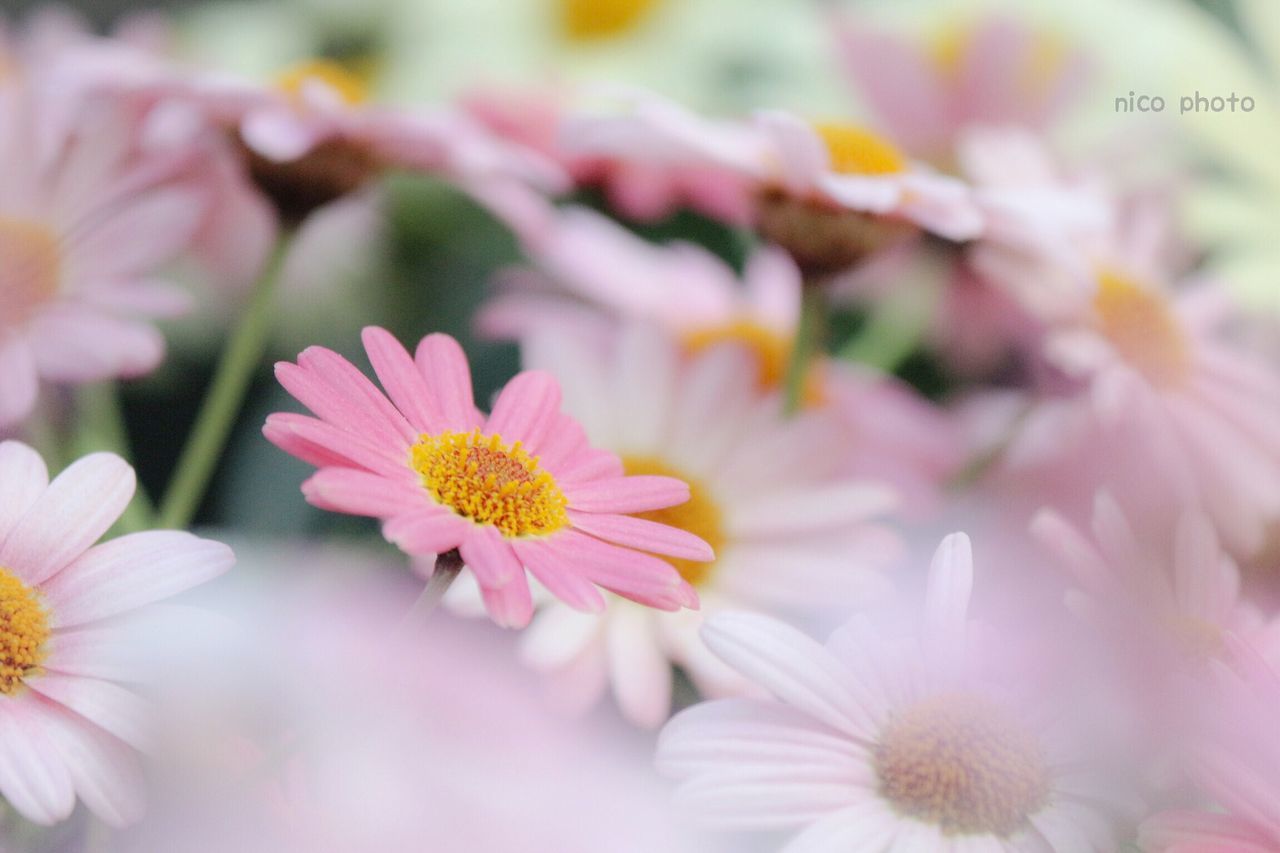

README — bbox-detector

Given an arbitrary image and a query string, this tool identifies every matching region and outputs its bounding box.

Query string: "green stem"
[838,282,936,374]
[73,383,155,535]
[157,237,291,530]
[782,286,826,415]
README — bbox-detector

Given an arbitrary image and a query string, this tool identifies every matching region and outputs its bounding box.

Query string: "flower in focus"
[0,77,204,427]
[264,327,710,628]
[833,12,1089,167]
[514,323,899,726]
[0,441,233,827]
[658,533,1126,851]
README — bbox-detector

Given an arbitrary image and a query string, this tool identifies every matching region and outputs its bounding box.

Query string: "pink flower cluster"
[0,4,1277,852]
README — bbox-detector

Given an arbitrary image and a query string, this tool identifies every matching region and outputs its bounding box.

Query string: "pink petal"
[28,675,150,752]
[28,311,166,381]
[607,605,672,728]
[381,509,470,556]
[39,705,144,828]
[266,413,407,478]
[42,531,233,628]
[0,453,134,587]
[263,413,364,469]
[301,467,426,518]
[484,370,562,453]
[479,573,535,629]
[564,475,690,513]
[568,511,713,561]
[0,440,49,545]
[543,529,694,611]
[0,334,39,427]
[458,525,523,588]
[361,326,441,433]
[924,532,973,645]
[512,539,607,613]
[415,333,483,431]
[0,696,76,826]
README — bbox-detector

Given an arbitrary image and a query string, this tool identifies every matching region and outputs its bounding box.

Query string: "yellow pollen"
[0,217,61,324]
[410,429,569,538]
[814,123,908,176]
[558,0,662,41]
[682,320,826,407]
[276,59,369,106]
[875,693,1050,837]
[621,457,723,588]
[1093,269,1191,388]
[928,22,970,77]
[0,567,50,696]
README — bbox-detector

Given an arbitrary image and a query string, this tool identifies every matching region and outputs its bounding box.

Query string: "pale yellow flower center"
[620,456,723,587]
[0,567,50,696]
[1093,269,1190,388]
[814,123,908,176]
[410,430,569,538]
[558,0,662,41]
[682,320,825,407]
[276,59,370,107]
[0,217,61,324]
[875,693,1050,837]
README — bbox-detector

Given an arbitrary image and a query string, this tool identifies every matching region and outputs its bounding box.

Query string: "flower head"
[265,327,709,628]
[515,323,899,726]
[0,75,204,427]
[658,534,1126,850]
[0,442,233,827]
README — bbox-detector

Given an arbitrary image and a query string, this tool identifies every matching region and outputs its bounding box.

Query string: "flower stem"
[838,281,936,374]
[782,286,826,415]
[157,237,291,530]
[401,549,464,628]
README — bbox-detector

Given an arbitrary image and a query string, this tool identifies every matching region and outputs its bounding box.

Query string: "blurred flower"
[657,534,1127,851]
[1034,493,1267,668]
[832,11,1089,168]
[114,549,726,853]
[513,322,899,726]
[0,442,233,827]
[1140,638,1280,852]
[482,205,963,512]
[0,74,206,427]
[265,327,709,627]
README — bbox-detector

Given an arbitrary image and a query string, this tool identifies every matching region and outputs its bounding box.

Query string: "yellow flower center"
[0,217,61,324]
[682,320,825,407]
[814,123,908,176]
[875,693,1050,837]
[621,457,724,588]
[410,429,569,538]
[1093,269,1190,388]
[0,567,50,696]
[558,0,662,41]
[276,59,369,107]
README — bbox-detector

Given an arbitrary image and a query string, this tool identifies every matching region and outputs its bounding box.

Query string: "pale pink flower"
[0,441,233,827]
[480,205,963,514]
[264,327,709,628]
[1140,640,1280,852]
[0,78,204,427]
[1034,492,1265,666]
[833,12,1089,165]
[658,534,1126,851]
[514,323,900,727]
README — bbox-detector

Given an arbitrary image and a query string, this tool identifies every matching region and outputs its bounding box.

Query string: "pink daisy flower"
[480,205,963,513]
[1034,492,1266,666]
[0,441,233,827]
[513,323,899,727]
[658,533,1126,851]
[0,77,204,427]
[833,12,1090,166]
[263,327,709,628]
[1141,640,1280,852]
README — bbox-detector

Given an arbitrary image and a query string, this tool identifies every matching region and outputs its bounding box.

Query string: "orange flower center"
[875,693,1050,836]
[621,456,723,588]
[558,0,662,41]
[410,430,569,538]
[1093,269,1191,388]
[682,320,825,407]
[814,123,908,176]
[0,217,61,324]
[0,567,49,696]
